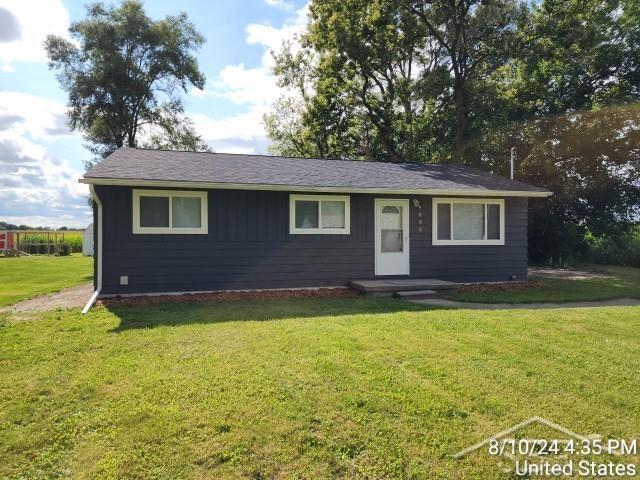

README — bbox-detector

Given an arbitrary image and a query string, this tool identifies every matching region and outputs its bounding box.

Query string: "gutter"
[81,184,103,314]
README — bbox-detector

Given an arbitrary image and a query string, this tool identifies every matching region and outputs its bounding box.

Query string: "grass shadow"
[107,296,437,332]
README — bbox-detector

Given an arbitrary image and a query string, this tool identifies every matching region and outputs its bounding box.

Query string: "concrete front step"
[351,278,460,294]
[393,290,439,300]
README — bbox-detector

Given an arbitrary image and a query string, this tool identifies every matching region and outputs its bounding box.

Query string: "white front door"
[375,199,410,276]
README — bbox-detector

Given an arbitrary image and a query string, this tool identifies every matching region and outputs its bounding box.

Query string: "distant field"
[0,254,93,306]
[10,231,84,254]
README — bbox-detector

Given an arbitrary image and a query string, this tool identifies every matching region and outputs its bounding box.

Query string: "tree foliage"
[483,0,640,262]
[266,0,640,263]
[140,106,212,152]
[45,1,208,163]
[266,0,522,163]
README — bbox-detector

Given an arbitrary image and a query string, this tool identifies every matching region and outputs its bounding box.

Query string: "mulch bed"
[97,287,360,307]
[456,280,545,294]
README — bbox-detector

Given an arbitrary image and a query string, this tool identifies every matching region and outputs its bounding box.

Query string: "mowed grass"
[0,254,93,306]
[1,298,639,478]
[450,265,640,303]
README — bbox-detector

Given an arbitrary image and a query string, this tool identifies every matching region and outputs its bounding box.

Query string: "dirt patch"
[456,281,545,295]
[7,283,94,313]
[528,267,613,280]
[98,287,360,308]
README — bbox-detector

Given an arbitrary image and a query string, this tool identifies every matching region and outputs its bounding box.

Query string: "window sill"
[432,239,504,246]
[132,227,208,235]
[290,229,350,235]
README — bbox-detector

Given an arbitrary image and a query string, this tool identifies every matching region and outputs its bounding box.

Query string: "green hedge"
[582,227,640,268]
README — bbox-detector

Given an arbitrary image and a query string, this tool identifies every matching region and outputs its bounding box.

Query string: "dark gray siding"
[412,196,528,282]
[95,186,527,294]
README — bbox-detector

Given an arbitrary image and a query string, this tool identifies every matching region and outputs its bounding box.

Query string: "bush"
[58,243,72,256]
[582,227,640,267]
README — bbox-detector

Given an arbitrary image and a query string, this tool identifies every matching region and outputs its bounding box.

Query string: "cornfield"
[12,231,84,255]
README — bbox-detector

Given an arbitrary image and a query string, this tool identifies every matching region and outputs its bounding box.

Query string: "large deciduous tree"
[265,0,521,163]
[408,0,523,162]
[266,0,640,264]
[480,0,640,262]
[45,1,208,162]
[267,0,450,162]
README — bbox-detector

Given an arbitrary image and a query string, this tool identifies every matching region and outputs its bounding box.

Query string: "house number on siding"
[414,199,423,232]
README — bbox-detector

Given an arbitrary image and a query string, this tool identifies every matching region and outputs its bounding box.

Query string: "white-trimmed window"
[432,198,504,245]
[133,189,208,234]
[289,194,350,234]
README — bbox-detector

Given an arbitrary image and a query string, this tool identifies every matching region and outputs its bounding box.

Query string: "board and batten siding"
[94,185,527,294]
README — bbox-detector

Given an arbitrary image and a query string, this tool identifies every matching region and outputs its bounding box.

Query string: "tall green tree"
[481,0,640,262]
[266,0,521,163]
[45,1,208,162]
[267,0,451,161]
[266,0,640,264]
[408,0,523,162]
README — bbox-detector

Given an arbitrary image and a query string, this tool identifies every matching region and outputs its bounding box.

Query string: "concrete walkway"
[411,297,640,310]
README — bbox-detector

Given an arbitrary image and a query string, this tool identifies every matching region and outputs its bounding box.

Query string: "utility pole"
[510,147,516,179]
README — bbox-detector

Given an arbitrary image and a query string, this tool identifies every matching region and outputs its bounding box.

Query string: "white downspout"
[82,184,102,314]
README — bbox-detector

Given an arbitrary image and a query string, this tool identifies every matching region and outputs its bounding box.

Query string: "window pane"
[139,196,169,228]
[381,206,401,228]
[487,204,500,240]
[321,201,345,228]
[437,203,451,240]
[381,205,403,252]
[172,196,201,228]
[382,230,403,252]
[295,200,319,229]
[452,203,484,240]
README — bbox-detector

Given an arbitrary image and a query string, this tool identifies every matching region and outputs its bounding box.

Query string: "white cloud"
[192,110,265,142]
[190,4,309,154]
[0,91,74,141]
[0,92,89,228]
[264,0,294,11]
[190,108,270,155]
[245,16,306,53]
[192,63,280,107]
[0,0,71,71]
[0,137,90,228]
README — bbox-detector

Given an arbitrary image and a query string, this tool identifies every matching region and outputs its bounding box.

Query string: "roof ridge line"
[124,146,448,168]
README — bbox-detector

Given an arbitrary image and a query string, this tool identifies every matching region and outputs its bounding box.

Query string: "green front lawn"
[450,265,640,303]
[1,298,639,478]
[0,254,93,306]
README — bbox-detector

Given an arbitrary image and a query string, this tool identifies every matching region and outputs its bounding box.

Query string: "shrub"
[582,227,640,267]
[58,243,72,256]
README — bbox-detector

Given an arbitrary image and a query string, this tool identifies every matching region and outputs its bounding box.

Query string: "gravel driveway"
[6,283,93,313]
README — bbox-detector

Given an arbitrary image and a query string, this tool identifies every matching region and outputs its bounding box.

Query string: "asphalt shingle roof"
[82,147,549,195]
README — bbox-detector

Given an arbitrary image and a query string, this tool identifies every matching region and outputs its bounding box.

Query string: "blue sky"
[0,0,308,228]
